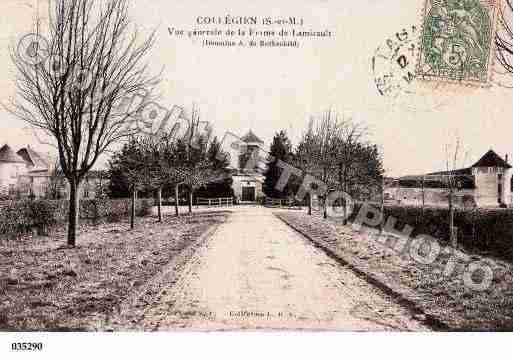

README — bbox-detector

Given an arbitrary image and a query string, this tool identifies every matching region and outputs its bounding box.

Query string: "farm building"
[0,143,107,200]
[0,144,50,198]
[386,149,513,208]
[228,130,267,203]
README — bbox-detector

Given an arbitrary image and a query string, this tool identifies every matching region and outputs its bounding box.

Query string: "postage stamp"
[416,0,499,86]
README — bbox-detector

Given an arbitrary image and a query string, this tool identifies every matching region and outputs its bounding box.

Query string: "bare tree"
[496,0,513,74]
[140,132,187,222]
[295,130,317,215]
[179,106,216,215]
[117,136,153,229]
[295,109,382,220]
[296,109,342,218]
[442,138,469,248]
[45,157,65,199]
[9,0,160,246]
[332,118,383,224]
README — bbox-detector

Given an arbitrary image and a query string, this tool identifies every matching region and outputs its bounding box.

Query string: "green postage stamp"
[416,0,498,85]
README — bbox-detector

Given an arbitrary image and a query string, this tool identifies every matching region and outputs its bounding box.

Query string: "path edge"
[274,212,450,331]
[104,218,224,330]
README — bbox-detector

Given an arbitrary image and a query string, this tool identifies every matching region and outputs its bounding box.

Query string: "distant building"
[0,144,50,198]
[0,143,107,200]
[388,149,513,208]
[229,130,267,203]
[51,170,108,200]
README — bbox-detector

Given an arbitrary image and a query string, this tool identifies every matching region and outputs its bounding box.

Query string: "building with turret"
[387,149,513,208]
[229,130,267,203]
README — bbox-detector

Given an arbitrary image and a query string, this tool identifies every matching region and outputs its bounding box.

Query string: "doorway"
[241,186,256,202]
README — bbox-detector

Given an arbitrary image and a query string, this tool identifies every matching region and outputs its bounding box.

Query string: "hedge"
[341,203,513,261]
[0,198,152,238]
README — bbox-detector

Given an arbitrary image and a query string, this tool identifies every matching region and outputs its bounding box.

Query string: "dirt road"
[141,207,427,331]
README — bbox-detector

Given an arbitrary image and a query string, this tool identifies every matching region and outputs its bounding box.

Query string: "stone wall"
[389,187,476,208]
[474,171,500,206]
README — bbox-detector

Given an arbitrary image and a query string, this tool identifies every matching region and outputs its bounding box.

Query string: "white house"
[0,144,29,197]
[0,144,53,198]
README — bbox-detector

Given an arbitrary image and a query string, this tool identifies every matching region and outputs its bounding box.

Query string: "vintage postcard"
[1,0,513,356]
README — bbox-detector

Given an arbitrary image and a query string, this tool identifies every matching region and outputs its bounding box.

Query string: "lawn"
[275,211,513,330]
[0,212,229,331]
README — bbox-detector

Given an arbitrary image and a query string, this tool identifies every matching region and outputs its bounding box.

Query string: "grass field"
[0,212,229,331]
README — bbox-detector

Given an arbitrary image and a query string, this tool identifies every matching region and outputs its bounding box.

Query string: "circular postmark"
[371,26,418,101]
[371,25,474,111]
[17,33,49,66]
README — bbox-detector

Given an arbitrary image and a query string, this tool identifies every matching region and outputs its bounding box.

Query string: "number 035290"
[11,342,43,351]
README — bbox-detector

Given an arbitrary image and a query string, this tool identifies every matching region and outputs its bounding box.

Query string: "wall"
[30,176,51,198]
[390,187,476,208]
[0,162,28,196]
[474,169,500,206]
[231,174,264,201]
[502,168,513,205]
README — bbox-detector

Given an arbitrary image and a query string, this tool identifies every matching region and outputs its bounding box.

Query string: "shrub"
[24,200,59,235]
[137,198,152,217]
[0,201,30,237]
[0,198,152,240]
[80,199,100,223]
[346,203,513,261]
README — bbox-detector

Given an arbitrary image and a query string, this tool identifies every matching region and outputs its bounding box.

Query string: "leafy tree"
[108,142,136,199]
[178,106,224,214]
[295,109,384,219]
[194,136,233,199]
[180,137,212,214]
[109,136,152,229]
[264,130,294,198]
[143,132,188,221]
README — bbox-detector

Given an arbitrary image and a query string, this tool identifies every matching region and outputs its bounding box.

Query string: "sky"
[1,0,513,177]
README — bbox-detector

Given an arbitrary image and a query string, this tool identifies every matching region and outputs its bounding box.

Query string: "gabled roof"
[471,149,511,169]
[241,130,264,144]
[0,144,25,163]
[17,146,49,170]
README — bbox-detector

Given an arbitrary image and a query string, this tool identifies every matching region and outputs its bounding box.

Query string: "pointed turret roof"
[241,130,264,144]
[471,149,511,169]
[0,144,25,163]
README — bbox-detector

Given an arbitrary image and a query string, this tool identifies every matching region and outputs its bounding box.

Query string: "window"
[83,183,90,198]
